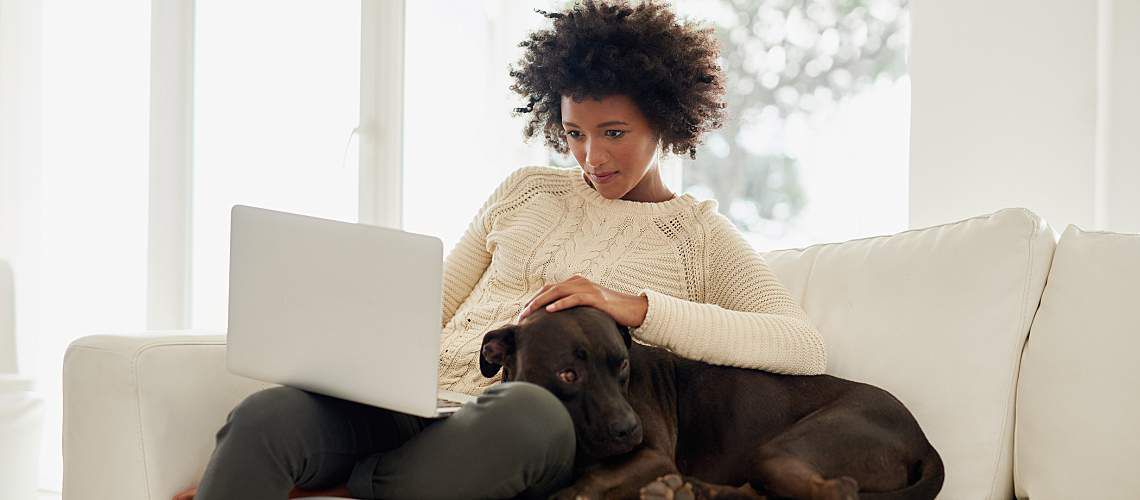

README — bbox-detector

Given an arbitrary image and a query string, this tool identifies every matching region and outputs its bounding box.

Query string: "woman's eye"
[558,369,579,384]
[564,130,624,139]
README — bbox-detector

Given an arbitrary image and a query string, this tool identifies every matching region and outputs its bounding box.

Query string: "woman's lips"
[591,171,618,183]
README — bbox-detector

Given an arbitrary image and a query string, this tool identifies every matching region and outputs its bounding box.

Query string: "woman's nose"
[585,143,609,167]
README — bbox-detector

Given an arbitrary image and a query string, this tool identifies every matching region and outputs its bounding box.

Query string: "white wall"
[1105,0,1140,233]
[0,0,43,375]
[909,0,1139,233]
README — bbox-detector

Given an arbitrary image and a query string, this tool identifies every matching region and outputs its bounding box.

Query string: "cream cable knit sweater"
[438,165,827,395]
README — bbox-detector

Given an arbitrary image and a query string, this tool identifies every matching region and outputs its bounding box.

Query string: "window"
[405,0,910,255]
[34,0,151,490]
[191,0,362,331]
[402,0,561,256]
[673,0,911,250]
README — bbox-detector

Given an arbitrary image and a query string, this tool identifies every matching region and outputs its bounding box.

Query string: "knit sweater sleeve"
[440,167,531,328]
[628,205,828,375]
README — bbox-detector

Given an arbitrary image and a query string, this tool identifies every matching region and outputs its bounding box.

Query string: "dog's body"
[480,307,943,500]
[621,343,943,500]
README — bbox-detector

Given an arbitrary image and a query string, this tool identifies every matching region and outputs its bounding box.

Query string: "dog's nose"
[610,415,640,440]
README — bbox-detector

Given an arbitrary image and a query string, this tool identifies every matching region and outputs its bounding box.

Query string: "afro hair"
[509,0,727,160]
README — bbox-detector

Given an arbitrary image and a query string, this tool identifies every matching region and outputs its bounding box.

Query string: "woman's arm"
[440,167,532,328]
[629,208,827,375]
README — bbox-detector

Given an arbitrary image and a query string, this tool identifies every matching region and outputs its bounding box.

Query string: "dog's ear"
[618,324,631,350]
[480,325,518,378]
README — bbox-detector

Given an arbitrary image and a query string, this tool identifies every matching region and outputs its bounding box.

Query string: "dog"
[479,306,943,500]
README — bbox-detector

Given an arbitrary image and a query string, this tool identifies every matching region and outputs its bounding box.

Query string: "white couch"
[61,208,1140,500]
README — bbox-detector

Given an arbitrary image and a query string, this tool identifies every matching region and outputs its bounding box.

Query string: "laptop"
[226,204,476,418]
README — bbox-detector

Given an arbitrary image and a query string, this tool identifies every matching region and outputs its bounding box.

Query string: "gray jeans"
[195,382,576,500]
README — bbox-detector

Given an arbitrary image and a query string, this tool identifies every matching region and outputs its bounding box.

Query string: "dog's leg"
[550,447,678,500]
[750,449,858,500]
[640,474,764,500]
[744,400,926,500]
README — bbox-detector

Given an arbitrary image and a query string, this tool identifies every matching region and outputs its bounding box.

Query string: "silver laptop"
[226,204,476,418]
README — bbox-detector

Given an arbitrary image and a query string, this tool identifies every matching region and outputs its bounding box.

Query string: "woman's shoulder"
[692,197,720,216]
[689,198,757,246]
[495,165,578,192]
[689,197,728,226]
[481,165,580,218]
[511,164,579,182]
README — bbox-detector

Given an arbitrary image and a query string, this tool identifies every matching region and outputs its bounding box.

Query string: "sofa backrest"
[761,208,1056,499]
[1014,225,1140,499]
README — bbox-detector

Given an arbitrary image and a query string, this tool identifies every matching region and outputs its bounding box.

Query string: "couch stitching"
[130,346,152,500]
[1066,225,1140,238]
[130,341,225,500]
[1011,229,1053,496]
[66,344,155,500]
[987,208,1044,499]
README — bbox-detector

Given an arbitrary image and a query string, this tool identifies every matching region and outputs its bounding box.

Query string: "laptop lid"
[227,204,444,417]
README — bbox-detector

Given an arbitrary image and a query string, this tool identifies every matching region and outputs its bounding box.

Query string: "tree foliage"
[688,0,909,232]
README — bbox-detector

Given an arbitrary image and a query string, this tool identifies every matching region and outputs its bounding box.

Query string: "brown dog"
[479,306,943,500]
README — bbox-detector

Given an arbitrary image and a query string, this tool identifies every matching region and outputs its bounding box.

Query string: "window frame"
[146,0,403,330]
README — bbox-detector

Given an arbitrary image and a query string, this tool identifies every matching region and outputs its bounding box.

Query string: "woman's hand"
[517,274,649,328]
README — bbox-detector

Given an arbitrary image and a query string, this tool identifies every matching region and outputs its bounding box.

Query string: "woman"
[180,1,826,498]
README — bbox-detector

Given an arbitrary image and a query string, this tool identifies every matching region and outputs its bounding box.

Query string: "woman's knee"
[480,382,575,453]
[220,386,325,442]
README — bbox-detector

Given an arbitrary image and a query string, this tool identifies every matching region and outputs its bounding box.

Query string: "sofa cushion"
[63,333,277,500]
[761,208,1055,500]
[1014,226,1140,499]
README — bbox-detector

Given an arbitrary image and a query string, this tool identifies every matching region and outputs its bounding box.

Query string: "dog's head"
[479,306,642,459]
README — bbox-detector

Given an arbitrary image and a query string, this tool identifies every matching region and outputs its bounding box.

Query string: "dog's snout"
[610,414,640,440]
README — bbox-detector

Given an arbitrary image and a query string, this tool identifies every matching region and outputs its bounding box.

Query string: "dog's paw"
[548,485,596,500]
[811,475,858,500]
[639,474,695,500]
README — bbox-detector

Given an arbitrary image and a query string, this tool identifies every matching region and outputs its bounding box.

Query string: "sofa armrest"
[63,331,275,500]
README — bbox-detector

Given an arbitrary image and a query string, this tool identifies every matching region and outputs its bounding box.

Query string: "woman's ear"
[479,325,518,377]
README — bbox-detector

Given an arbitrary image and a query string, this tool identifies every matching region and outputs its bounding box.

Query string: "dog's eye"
[558,369,579,384]
[574,348,588,361]
[618,359,630,381]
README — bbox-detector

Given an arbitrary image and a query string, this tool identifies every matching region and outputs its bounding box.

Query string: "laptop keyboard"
[437,398,464,409]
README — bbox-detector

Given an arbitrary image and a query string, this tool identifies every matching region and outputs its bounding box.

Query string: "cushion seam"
[987,209,1043,499]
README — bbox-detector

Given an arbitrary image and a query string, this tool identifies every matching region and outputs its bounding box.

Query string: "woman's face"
[560,94,668,202]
